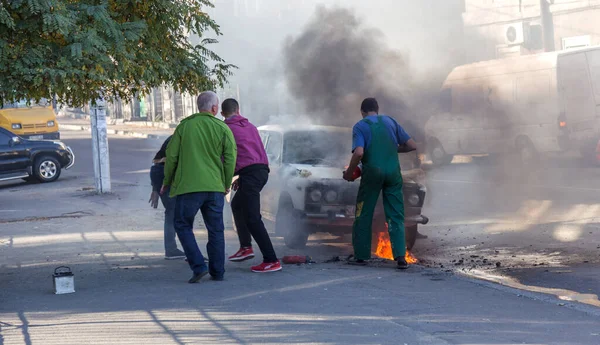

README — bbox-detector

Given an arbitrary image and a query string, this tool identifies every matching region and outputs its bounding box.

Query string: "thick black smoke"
[283,6,428,142]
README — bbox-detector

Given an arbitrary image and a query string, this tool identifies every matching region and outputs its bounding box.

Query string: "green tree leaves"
[0,0,234,107]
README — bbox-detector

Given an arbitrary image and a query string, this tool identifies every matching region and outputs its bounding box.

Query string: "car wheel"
[428,139,453,166]
[276,197,309,249]
[405,225,418,251]
[33,156,61,183]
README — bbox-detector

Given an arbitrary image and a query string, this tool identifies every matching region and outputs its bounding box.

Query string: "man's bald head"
[197,91,219,116]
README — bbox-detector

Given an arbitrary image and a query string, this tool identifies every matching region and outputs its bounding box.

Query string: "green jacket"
[163,112,237,197]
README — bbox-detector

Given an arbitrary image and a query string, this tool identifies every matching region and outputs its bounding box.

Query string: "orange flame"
[374,224,418,264]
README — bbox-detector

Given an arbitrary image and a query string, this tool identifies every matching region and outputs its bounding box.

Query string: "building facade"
[463,0,600,61]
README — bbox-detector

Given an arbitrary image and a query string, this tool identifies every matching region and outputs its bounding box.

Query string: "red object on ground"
[596,140,600,163]
[282,255,310,264]
[251,261,283,273]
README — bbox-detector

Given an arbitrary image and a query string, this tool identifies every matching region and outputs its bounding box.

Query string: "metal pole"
[90,97,111,193]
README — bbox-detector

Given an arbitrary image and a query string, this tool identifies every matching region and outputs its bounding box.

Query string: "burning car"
[242,124,428,250]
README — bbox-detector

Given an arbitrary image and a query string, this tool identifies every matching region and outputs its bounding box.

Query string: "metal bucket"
[53,266,75,294]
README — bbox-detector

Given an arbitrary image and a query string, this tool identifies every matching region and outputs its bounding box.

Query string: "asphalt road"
[1,130,600,344]
[0,131,164,221]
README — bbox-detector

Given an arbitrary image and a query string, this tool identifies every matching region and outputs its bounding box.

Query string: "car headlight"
[325,190,338,203]
[47,120,55,127]
[309,189,322,202]
[407,193,421,206]
[12,123,21,129]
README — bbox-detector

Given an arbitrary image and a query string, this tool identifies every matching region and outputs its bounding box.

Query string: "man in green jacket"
[161,91,237,283]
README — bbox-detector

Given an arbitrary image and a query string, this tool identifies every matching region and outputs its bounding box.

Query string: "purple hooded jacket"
[224,115,269,174]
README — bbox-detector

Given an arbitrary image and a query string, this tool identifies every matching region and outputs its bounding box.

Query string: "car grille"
[305,181,425,208]
[305,183,359,206]
[340,186,359,204]
[22,123,46,129]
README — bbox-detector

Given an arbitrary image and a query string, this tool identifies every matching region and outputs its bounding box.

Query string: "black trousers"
[231,164,278,263]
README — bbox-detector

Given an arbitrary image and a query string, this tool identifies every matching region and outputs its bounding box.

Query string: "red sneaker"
[251,261,282,273]
[228,247,255,262]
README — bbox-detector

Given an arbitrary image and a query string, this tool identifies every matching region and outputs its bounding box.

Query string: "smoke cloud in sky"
[207,0,466,138]
[283,6,416,134]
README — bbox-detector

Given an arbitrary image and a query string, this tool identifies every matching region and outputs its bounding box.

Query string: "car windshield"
[283,130,350,166]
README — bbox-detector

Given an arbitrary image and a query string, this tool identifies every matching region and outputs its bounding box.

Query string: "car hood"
[285,164,345,180]
[283,163,419,184]
[22,138,66,149]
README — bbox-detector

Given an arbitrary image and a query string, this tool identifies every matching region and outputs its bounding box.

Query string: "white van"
[425,46,600,164]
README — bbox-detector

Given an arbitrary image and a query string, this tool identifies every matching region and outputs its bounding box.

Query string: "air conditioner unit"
[503,22,525,45]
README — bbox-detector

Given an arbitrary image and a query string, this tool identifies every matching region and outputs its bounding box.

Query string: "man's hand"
[343,170,356,182]
[160,185,168,195]
[398,138,418,153]
[225,188,231,195]
[149,191,160,209]
[231,179,239,191]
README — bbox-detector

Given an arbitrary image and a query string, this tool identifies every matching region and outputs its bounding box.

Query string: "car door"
[450,83,485,154]
[0,129,29,174]
[483,78,515,153]
[260,130,283,222]
[557,52,595,136]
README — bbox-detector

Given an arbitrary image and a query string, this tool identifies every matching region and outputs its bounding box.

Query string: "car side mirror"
[9,136,21,147]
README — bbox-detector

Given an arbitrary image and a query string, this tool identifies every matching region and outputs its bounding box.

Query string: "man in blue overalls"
[343,98,417,269]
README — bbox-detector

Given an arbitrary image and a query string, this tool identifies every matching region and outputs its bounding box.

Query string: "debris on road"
[282,255,314,264]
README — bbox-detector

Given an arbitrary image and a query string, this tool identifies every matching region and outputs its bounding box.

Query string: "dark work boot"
[397,257,409,270]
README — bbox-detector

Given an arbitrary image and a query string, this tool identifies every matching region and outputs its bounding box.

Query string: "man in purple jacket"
[222,98,281,273]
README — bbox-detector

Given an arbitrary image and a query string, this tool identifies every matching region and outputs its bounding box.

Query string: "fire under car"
[227,125,429,250]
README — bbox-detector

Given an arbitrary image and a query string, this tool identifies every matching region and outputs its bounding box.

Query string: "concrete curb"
[60,124,169,140]
[454,269,600,317]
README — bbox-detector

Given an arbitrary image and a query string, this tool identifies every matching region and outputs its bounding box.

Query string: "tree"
[0,0,234,107]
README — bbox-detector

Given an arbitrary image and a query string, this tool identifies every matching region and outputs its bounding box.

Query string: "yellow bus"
[0,99,60,140]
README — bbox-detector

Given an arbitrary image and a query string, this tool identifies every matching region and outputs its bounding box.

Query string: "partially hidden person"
[343,97,418,269]
[221,98,281,273]
[162,91,237,283]
[149,135,186,260]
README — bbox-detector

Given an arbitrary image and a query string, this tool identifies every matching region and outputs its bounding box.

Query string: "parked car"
[0,127,74,183]
[0,99,60,140]
[227,125,429,250]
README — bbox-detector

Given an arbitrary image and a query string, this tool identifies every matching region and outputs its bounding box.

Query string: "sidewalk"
[58,117,174,139]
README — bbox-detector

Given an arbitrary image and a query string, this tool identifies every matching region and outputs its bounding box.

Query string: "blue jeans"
[174,192,225,278]
[159,187,179,255]
[150,165,180,255]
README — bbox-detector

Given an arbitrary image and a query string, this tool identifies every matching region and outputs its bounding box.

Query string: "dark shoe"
[188,270,209,283]
[165,249,186,260]
[397,258,409,270]
[416,231,428,239]
[348,258,368,266]
[210,276,224,281]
